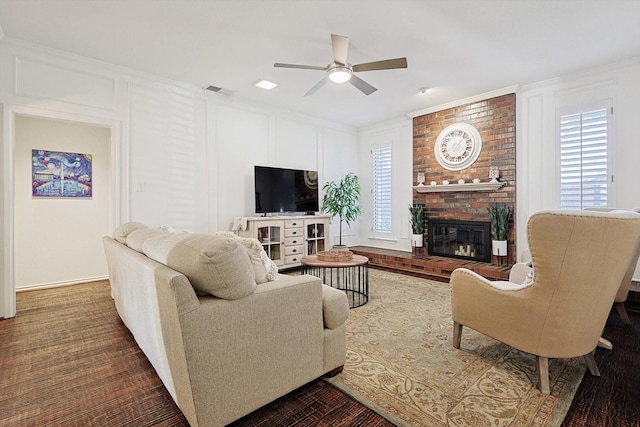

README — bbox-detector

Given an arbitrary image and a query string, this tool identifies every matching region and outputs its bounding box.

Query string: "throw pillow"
[215,231,279,283]
[143,233,256,300]
[113,222,147,244]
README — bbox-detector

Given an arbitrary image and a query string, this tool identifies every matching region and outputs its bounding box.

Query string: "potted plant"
[409,204,424,247]
[321,173,364,249]
[487,202,511,256]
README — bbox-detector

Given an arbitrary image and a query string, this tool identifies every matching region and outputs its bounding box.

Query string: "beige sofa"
[102,223,350,427]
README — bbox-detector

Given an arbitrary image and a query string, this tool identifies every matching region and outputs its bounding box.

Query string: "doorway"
[1,109,119,318]
[14,115,111,289]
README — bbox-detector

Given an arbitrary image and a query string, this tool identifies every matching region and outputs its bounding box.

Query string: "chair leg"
[453,322,463,349]
[597,336,613,350]
[536,356,550,394]
[584,350,601,377]
[615,302,632,326]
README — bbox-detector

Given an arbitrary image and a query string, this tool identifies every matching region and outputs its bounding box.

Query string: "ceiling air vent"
[205,85,222,92]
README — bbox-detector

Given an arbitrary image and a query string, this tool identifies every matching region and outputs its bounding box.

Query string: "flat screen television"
[254,165,319,214]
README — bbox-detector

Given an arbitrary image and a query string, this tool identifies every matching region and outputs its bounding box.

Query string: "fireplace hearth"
[428,219,491,263]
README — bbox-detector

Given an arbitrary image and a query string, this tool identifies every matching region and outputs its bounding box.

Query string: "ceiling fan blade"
[352,57,408,72]
[304,77,329,96]
[331,34,349,66]
[349,74,377,95]
[274,63,327,71]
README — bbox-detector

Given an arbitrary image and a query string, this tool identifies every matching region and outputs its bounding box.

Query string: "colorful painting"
[32,150,93,198]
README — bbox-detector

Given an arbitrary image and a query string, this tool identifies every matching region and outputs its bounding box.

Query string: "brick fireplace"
[413,93,516,265]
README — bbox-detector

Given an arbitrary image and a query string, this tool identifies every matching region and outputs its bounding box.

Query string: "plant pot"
[492,240,507,257]
[411,234,424,248]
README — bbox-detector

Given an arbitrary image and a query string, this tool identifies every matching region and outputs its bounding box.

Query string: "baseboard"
[16,276,109,292]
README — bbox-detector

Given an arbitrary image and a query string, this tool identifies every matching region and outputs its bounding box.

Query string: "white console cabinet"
[238,215,331,269]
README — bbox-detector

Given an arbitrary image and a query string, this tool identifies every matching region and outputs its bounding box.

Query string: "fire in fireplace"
[428,219,491,263]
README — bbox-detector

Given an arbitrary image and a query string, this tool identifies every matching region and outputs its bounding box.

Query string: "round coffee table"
[300,254,369,308]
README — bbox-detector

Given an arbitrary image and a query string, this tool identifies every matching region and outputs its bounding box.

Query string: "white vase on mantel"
[492,240,508,257]
[411,234,424,248]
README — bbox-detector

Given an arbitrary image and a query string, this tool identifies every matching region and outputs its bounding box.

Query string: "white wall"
[3,32,638,314]
[128,82,209,232]
[0,38,358,317]
[322,126,362,247]
[357,117,414,251]
[14,115,110,289]
[517,57,640,278]
[355,57,640,261]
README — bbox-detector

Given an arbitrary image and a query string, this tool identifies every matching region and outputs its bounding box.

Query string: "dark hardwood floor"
[1,280,639,426]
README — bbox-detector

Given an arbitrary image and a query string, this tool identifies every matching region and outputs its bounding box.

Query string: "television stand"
[237,215,331,270]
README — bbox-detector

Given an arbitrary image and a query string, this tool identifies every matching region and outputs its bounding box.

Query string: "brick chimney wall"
[413,93,516,264]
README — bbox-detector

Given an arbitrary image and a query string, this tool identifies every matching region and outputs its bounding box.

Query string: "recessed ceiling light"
[255,79,278,90]
[419,87,432,94]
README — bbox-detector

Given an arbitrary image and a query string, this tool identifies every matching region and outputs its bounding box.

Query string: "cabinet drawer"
[284,219,303,228]
[284,227,303,237]
[285,254,302,265]
[285,245,303,256]
[284,237,303,246]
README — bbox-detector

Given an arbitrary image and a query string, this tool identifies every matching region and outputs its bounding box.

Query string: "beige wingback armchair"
[450,210,640,394]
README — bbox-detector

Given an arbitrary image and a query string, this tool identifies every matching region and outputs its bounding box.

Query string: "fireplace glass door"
[428,220,491,263]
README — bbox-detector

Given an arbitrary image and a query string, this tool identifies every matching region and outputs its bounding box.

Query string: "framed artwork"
[32,149,93,198]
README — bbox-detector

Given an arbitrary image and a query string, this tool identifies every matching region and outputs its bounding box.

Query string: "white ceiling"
[1,0,639,128]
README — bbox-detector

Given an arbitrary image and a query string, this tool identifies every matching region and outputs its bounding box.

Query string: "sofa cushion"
[215,231,278,283]
[321,285,350,329]
[114,222,148,244]
[143,233,257,300]
[126,228,169,253]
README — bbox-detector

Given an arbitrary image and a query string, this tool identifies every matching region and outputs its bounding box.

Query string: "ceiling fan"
[274,34,407,96]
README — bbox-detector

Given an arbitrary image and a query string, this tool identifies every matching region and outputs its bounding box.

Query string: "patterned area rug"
[325,269,586,426]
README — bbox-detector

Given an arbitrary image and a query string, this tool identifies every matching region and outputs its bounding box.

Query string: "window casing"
[372,146,392,233]
[559,107,610,210]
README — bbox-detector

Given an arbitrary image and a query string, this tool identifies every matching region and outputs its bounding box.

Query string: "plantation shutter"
[372,146,392,233]
[559,108,608,210]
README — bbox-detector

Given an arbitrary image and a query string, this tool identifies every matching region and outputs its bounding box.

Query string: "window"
[372,145,392,233]
[559,107,609,210]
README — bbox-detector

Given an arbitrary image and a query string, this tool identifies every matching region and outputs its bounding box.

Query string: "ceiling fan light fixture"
[327,64,352,84]
[274,35,406,96]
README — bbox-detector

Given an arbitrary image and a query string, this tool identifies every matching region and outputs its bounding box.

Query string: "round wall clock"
[434,122,482,171]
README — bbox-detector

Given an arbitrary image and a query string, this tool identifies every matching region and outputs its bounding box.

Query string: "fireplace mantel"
[413,181,505,193]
